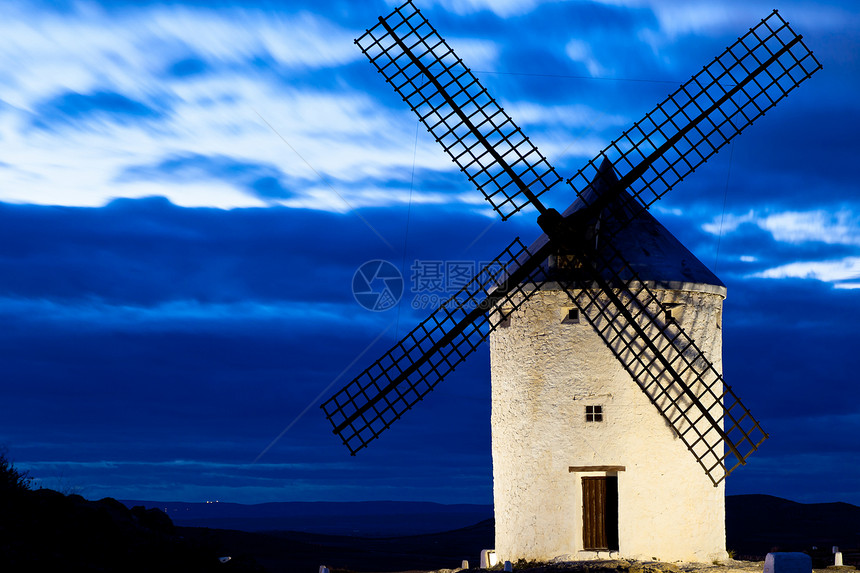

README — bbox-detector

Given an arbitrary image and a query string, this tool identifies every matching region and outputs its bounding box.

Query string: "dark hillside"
[180,518,493,573]
[3,485,859,572]
[0,487,263,572]
[174,495,860,572]
[727,494,860,562]
[122,499,494,537]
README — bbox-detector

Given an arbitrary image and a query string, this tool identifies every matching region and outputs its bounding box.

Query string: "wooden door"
[582,476,618,550]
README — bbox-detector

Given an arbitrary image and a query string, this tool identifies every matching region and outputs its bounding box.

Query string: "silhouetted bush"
[0,451,262,572]
[0,447,31,493]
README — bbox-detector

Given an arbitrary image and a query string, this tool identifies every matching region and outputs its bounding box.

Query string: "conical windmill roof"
[526,158,726,296]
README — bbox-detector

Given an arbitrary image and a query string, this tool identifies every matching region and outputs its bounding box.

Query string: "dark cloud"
[166,56,210,78]
[1,191,857,505]
[31,90,165,129]
[118,153,295,201]
[0,198,512,496]
[722,277,860,413]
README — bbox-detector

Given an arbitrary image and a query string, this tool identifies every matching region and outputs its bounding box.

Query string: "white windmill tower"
[321,0,821,564]
[490,159,732,562]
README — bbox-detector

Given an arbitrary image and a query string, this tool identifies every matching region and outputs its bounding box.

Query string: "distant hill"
[726,494,860,558]
[5,490,859,573]
[124,495,860,551]
[170,494,860,572]
[0,488,263,572]
[120,499,494,537]
[179,518,494,573]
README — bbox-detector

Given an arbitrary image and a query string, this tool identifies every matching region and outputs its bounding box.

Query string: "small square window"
[499,315,511,328]
[563,308,580,324]
[585,405,603,422]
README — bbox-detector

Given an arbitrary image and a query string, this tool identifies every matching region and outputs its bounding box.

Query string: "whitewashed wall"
[490,284,728,563]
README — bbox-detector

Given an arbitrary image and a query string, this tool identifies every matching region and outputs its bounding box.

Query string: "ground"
[419,558,848,573]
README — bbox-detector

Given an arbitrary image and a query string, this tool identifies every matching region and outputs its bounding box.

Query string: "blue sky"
[0,0,858,506]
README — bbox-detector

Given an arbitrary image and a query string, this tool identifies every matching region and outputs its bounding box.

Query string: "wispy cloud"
[0,297,369,330]
[703,209,860,246]
[410,0,546,17]
[119,153,294,200]
[759,210,860,246]
[701,209,860,287]
[752,257,860,287]
[565,39,610,77]
[0,2,387,209]
[501,101,627,130]
[21,458,339,472]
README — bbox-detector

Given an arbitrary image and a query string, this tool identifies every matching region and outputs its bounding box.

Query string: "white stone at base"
[764,553,812,573]
[480,549,498,568]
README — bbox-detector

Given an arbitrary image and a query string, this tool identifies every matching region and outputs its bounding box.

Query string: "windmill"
[321,0,821,562]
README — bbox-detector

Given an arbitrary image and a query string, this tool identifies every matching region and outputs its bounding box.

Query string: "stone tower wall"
[490,285,727,563]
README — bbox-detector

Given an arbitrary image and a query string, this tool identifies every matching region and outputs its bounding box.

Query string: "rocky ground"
[420,558,849,573]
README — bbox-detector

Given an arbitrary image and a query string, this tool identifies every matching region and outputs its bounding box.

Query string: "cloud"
[0,198,524,335]
[0,2,388,208]
[641,3,739,39]
[751,258,860,286]
[0,2,359,108]
[0,297,366,332]
[699,209,860,287]
[410,0,547,18]
[565,39,610,77]
[440,37,501,71]
[140,7,360,70]
[592,0,858,39]
[0,213,499,500]
[758,210,860,246]
[0,0,844,215]
[22,459,335,472]
[702,210,755,236]
[120,153,294,201]
[166,57,209,79]
[32,90,164,129]
[703,209,860,247]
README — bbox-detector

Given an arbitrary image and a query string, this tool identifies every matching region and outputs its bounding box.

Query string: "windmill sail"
[325,1,820,481]
[321,238,553,454]
[516,160,768,484]
[565,266,766,485]
[569,9,822,213]
[356,0,561,220]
